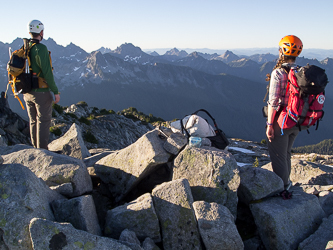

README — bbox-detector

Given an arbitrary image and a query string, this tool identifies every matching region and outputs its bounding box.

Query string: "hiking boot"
[284,181,292,190]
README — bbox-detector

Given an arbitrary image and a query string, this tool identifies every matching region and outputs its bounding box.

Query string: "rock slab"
[51,195,101,236]
[152,178,202,250]
[173,146,240,217]
[250,191,326,250]
[105,193,161,242]
[0,163,63,249]
[238,166,284,204]
[298,214,333,250]
[193,201,244,250]
[48,123,91,159]
[29,218,131,250]
[263,159,333,185]
[94,129,171,201]
[1,144,92,197]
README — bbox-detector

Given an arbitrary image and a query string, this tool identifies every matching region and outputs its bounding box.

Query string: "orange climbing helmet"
[279,35,303,57]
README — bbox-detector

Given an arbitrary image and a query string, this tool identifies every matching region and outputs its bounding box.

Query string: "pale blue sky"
[1,0,332,53]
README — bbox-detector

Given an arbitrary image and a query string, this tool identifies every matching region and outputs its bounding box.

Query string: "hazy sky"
[1,0,332,53]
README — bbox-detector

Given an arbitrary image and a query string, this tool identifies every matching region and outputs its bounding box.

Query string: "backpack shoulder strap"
[192,109,219,130]
[180,117,190,138]
[263,66,291,103]
[22,38,37,69]
[281,65,291,74]
[23,38,36,56]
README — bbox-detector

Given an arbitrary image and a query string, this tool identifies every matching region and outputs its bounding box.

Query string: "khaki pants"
[267,115,299,185]
[24,91,53,149]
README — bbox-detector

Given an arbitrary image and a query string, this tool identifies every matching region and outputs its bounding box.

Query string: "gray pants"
[267,116,299,185]
[24,91,53,149]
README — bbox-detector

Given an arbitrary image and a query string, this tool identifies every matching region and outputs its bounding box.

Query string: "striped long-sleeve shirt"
[267,63,297,111]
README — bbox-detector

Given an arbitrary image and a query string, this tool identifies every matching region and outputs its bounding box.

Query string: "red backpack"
[277,65,328,134]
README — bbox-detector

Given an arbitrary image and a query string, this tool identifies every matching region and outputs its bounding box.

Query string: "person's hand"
[54,94,60,104]
[266,125,274,142]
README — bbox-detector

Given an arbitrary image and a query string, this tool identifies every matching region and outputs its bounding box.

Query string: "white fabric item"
[170,115,216,137]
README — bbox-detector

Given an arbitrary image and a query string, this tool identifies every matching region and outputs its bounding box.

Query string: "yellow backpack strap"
[13,90,25,110]
[7,74,25,110]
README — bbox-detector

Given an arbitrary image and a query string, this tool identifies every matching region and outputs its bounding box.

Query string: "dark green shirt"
[29,42,59,94]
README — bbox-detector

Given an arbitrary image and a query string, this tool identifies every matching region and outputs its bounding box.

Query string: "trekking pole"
[23,38,30,74]
[5,49,11,99]
[8,47,17,94]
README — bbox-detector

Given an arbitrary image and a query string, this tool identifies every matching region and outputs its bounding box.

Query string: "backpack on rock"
[170,109,229,150]
[277,64,329,134]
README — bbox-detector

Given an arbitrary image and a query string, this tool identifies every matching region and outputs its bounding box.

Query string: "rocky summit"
[0,103,333,250]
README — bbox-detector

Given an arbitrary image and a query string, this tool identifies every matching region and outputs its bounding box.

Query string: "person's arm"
[266,69,281,142]
[54,94,60,104]
[37,45,59,95]
[266,105,276,142]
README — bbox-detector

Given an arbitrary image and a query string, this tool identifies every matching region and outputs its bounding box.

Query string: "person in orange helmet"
[266,35,303,191]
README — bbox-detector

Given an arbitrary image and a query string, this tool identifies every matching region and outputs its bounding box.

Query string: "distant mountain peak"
[214,50,240,63]
[165,48,188,57]
[112,43,143,56]
[150,51,160,56]
[97,47,112,54]
[222,50,238,58]
[321,57,333,65]
[188,51,202,58]
[165,48,179,55]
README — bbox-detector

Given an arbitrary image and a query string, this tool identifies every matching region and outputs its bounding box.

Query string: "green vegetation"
[52,103,63,114]
[83,130,98,144]
[118,107,165,124]
[76,101,88,107]
[261,139,267,144]
[99,108,115,115]
[253,157,259,167]
[78,116,91,125]
[307,155,318,162]
[91,107,99,114]
[293,139,333,155]
[64,113,78,119]
[50,126,62,136]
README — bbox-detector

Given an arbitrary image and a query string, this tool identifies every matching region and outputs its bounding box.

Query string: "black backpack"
[295,64,328,95]
[180,109,229,150]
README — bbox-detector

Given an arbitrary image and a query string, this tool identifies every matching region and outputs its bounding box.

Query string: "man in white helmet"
[23,19,60,149]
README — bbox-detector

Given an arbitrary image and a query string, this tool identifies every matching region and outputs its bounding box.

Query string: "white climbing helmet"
[28,20,44,33]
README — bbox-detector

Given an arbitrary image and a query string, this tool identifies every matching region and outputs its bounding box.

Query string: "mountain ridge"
[1,38,332,147]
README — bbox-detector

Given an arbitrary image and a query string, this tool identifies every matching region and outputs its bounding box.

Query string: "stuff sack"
[14,73,38,94]
[296,64,328,95]
[171,114,215,137]
[277,65,328,133]
[171,109,229,150]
